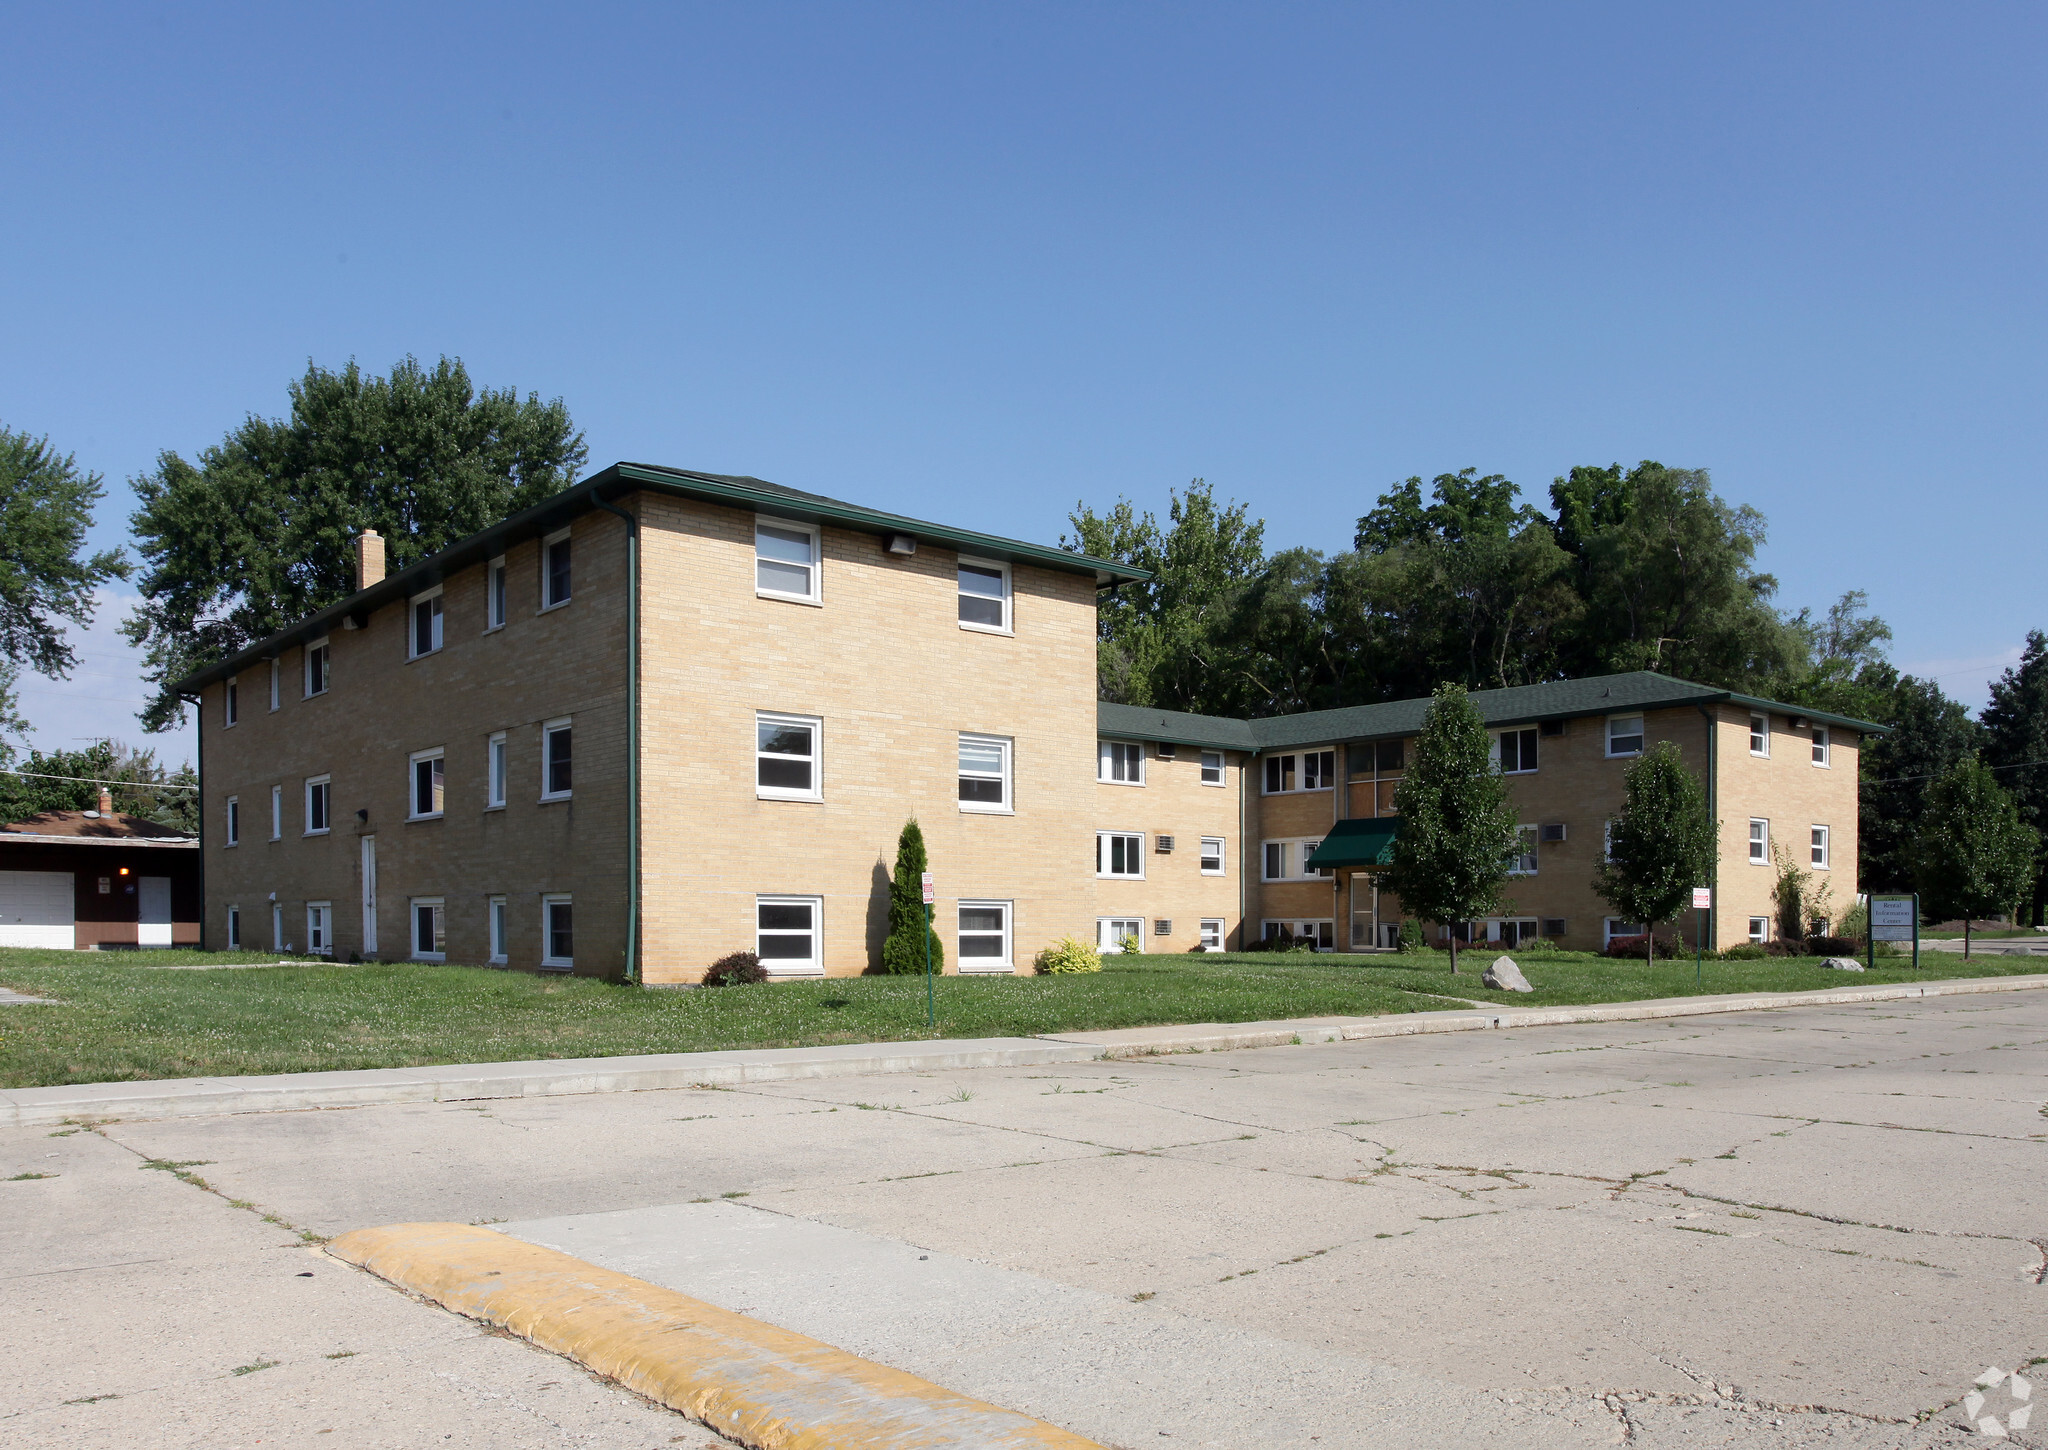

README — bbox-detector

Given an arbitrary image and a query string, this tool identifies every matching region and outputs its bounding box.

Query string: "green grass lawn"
[0,945,2036,1090]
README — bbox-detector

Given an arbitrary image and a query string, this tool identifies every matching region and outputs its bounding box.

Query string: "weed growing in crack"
[231,1359,279,1376]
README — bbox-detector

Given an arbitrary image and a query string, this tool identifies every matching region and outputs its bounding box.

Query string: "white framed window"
[1097,831,1145,879]
[270,785,282,841]
[1811,824,1830,869]
[1606,715,1644,757]
[488,895,508,964]
[957,900,1012,971]
[305,638,330,697]
[755,518,821,603]
[227,905,241,950]
[1098,740,1144,785]
[1748,916,1770,944]
[1749,818,1769,864]
[756,712,820,801]
[1200,837,1225,875]
[304,775,331,835]
[1263,750,1335,794]
[225,796,240,846]
[1097,917,1144,951]
[1200,750,1224,786]
[958,733,1012,812]
[1199,919,1225,951]
[410,588,444,658]
[542,718,573,800]
[1262,838,1329,881]
[1508,825,1538,876]
[1603,917,1646,947]
[542,528,572,610]
[957,558,1011,633]
[1811,726,1830,767]
[1496,728,1538,774]
[1749,713,1769,756]
[1261,919,1334,950]
[486,556,507,630]
[487,732,507,809]
[543,894,574,970]
[412,898,446,961]
[410,749,446,819]
[272,903,284,952]
[306,902,332,956]
[755,895,820,974]
[268,658,281,711]
[224,676,239,726]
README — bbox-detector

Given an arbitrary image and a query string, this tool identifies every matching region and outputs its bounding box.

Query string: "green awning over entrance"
[1306,817,1401,870]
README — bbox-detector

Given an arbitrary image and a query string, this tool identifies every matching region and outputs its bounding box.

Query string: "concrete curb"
[329,1221,1102,1450]
[1039,972,2048,1057]
[3,974,2042,1128]
[0,1037,1100,1129]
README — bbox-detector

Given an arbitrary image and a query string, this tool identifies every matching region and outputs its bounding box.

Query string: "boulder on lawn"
[1822,956,1865,971]
[1483,955,1534,993]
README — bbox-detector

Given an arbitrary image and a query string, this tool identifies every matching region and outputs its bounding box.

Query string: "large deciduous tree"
[1913,759,2037,958]
[1981,631,2048,925]
[124,357,586,731]
[1594,742,1719,962]
[1855,672,1980,894]
[1380,684,1521,974]
[1065,479,1268,713]
[0,425,130,752]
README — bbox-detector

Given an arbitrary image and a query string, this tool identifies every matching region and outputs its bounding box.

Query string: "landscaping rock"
[1483,956,1534,992]
[1823,956,1866,971]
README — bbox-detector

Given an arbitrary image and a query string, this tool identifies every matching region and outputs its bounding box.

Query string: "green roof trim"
[1097,672,1882,752]
[1306,817,1402,870]
[171,462,1150,695]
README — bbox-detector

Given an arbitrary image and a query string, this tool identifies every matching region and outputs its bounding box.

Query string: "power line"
[1870,758,2048,786]
[0,768,197,792]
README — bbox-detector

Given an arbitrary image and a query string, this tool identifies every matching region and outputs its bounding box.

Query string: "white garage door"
[0,870,75,949]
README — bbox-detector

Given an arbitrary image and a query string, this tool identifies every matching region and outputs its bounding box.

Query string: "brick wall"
[634,493,1103,982]
[1090,744,1248,953]
[200,516,631,974]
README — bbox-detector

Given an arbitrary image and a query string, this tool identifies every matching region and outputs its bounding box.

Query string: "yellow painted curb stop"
[328,1221,1104,1449]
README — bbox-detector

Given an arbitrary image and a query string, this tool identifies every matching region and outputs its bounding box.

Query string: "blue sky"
[6,2,2043,766]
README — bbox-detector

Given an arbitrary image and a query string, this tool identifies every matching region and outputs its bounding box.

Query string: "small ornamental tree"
[880,817,944,975]
[1381,683,1521,974]
[1594,741,1718,963]
[1914,759,2038,959]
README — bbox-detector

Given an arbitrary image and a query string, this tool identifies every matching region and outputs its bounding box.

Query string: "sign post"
[1869,894,1919,970]
[1692,887,1712,986]
[921,872,936,1027]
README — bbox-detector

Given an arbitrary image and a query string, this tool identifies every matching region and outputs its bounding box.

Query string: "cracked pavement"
[3,991,2043,1447]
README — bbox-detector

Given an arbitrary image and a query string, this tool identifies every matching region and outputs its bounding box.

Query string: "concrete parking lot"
[4,990,2043,1448]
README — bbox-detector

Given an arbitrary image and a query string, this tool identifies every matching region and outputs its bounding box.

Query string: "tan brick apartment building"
[1100,675,1873,955]
[177,462,1870,979]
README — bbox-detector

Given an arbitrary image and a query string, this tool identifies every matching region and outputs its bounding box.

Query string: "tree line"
[1068,475,2048,923]
[1,355,2042,926]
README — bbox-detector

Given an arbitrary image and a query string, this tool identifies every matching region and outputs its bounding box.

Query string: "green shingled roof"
[1097,672,1883,752]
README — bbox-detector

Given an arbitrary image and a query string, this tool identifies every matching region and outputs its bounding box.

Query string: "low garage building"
[0,796,201,949]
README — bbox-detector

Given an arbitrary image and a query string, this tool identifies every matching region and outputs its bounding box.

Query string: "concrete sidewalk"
[4,971,2044,1128]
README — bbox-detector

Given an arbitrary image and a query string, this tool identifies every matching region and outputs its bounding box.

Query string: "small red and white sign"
[1692,887,1713,909]
[921,871,936,905]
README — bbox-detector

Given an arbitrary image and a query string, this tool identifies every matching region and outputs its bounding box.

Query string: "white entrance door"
[138,876,173,946]
[360,836,378,956]
[0,869,74,948]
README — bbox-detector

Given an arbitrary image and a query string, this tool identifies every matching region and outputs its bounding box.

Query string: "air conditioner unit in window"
[1156,835,1175,853]
[1154,920,1172,936]
[1539,823,1568,843]
[1539,718,1566,737]
[1156,743,1177,759]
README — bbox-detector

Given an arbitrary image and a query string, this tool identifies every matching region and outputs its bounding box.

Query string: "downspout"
[1696,703,1717,953]
[593,495,640,985]
[182,692,204,950]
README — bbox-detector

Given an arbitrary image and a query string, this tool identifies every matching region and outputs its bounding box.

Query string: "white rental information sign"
[1870,895,1916,942]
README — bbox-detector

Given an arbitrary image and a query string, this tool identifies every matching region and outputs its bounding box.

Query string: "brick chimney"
[355,528,385,592]
[97,787,114,816]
